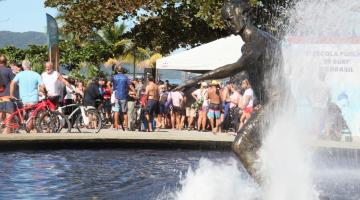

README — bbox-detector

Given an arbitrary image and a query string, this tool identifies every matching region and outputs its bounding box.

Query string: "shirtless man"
[145,76,159,132]
[207,80,222,133]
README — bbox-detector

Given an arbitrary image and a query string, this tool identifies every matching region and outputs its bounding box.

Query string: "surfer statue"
[175,0,284,182]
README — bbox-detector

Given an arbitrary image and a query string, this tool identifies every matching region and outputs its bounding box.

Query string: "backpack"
[165,92,173,109]
[191,99,204,110]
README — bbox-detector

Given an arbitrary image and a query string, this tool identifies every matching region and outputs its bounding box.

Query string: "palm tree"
[98,23,147,78]
[97,23,162,78]
[120,44,151,79]
[100,23,127,59]
[137,53,163,68]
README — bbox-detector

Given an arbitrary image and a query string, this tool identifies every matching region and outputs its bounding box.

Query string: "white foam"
[170,158,260,200]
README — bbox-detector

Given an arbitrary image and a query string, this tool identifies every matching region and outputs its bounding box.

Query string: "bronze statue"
[175,0,285,182]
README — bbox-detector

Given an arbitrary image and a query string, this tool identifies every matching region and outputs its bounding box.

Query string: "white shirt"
[168,91,183,107]
[64,85,76,100]
[193,88,208,107]
[42,71,60,96]
[230,91,241,108]
[243,88,254,108]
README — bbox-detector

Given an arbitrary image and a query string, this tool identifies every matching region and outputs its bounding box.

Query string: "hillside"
[0,31,47,49]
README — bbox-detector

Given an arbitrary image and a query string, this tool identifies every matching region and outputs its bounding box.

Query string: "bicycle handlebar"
[10,97,21,102]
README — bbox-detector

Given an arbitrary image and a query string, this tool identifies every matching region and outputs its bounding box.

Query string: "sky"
[0,0,187,54]
[0,0,58,32]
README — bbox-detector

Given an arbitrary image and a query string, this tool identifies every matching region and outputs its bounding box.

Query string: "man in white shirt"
[41,61,73,104]
[167,90,184,129]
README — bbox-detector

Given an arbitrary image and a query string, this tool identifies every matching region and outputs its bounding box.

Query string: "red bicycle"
[0,97,70,133]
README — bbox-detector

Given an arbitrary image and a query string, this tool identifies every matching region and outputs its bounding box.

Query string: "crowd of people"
[0,54,260,134]
[166,79,259,134]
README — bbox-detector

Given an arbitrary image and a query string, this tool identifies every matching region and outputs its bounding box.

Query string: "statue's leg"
[232,104,267,183]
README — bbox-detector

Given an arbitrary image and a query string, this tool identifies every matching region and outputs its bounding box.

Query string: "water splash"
[258,0,360,199]
[169,158,260,200]
[258,113,319,200]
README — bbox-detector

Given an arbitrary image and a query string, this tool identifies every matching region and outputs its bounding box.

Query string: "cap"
[211,80,219,86]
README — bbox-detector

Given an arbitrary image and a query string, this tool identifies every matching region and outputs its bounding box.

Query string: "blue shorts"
[145,99,158,115]
[0,101,14,113]
[158,102,166,114]
[207,109,221,119]
[112,99,128,113]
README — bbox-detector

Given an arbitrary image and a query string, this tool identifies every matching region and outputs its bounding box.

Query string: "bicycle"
[95,99,114,128]
[36,109,71,133]
[57,93,102,133]
[0,97,70,133]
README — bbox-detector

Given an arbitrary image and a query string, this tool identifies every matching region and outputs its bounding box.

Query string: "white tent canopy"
[156,35,244,72]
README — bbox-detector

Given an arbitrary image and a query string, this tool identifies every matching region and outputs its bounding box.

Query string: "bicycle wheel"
[75,108,102,133]
[53,111,71,133]
[34,110,46,131]
[36,110,61,133]
[99,108,111,128]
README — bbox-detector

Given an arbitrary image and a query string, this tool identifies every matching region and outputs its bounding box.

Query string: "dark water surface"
[1,149,360,200]
[0,150,232,200]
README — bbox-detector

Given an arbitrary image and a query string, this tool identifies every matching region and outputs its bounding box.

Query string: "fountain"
[172,0,360,199]
[0,1,357,199]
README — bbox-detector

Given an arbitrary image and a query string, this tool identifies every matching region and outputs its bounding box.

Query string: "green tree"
[68,69,86,82]
[0,46,26,63]
[59,35,112,71]
[59,40,84,71]
[58,23,130,73]
[44,0,295,54]
[98,23,155,78]
[45,0,148,36]
[120,40,152,79]
[0,45,48,73]
[126,1,228,54]
[138,53,163,68]
[100,23,128,59]
[25,45,48,73]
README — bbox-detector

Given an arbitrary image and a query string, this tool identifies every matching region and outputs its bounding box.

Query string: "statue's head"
[221,0,251,34]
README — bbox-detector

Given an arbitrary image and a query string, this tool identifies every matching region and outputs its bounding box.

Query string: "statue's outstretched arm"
[175,44,260,90]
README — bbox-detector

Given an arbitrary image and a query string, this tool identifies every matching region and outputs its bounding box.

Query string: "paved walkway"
[0,129,235,150]
[0,129,359,151]
[0,129,235,142]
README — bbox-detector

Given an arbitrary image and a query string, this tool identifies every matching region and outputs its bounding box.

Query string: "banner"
[46,13,59,71]
[285,37,360,136]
